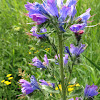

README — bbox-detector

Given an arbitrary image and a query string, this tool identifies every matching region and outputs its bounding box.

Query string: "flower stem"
[58,33,66,100]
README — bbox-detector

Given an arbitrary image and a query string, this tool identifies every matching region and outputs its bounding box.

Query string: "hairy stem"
[58,33,66,100]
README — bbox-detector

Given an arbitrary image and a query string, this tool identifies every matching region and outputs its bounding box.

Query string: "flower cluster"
[30,54,49,69]
[1,74,13,85]
[25,0,91,39]
[23,0,99,99]
[65,44,86,57]
[19,75,55,95]
[84,84,98,98]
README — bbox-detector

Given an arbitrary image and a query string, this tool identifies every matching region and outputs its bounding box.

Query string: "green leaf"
[41,85,59,93]
[83,55,100,71]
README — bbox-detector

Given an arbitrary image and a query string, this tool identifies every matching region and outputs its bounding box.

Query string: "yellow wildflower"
[14,27,20,31]
[58,84,62,90]
[8,77,13,80]
[6,74,12,77]
[55,84,62,91]
[50,93,52,96]
[41,46,43,47]
[68,84,76,88]
[4,81,11,85]
[54,76,56,78]
[68,88,74,92]
[55,87,59,90]
[1,80,5,83]
[30,47,35,50]
[36,50,39,52]
[76,83,80,87]
[34,50,39,53]
[45,48,47,50]
[29,52,31,54]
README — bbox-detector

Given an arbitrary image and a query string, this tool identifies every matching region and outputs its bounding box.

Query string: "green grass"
[0,0,100,99]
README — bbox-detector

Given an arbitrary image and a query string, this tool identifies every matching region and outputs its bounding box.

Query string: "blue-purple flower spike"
[30,75,40,90]
[31,27,47,39]
[70,44,85,56]
[66,0,77,7]
[70,23,85,33]
[84,84,98,98]
[32,57,46,68]
[43,0,59,17]
[19,76,40,95]
[63,54,68,65]
[77,8,91,23]
[39,79,55,88]
[19,79,34,94]
[65,44,85,56]
[44,54,49,66]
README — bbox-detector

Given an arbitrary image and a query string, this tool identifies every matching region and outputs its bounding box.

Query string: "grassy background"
[0,0,100,99]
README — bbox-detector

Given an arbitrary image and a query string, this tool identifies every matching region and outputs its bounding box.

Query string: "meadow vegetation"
[0,0,100,99]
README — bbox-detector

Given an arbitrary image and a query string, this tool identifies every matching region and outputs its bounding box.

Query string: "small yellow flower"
[58,84,62,90]
[68,88,74,92]
[1,80,5,83]
[30,47,35,50]
[29,52,31,54]
[6,74,12,77]
[68,82,70,84]
[68,84,76,88]
[55,87,59,90]
[36,50,39,52]
[8,77,13,80]
[55,84,62,91]
[41,46,43,47]
[54,76,56,78]
[76,83,80,87]
[50,93,52,96]
[14,27,20,31]
[45,48,47,50]
[4,81,11,85]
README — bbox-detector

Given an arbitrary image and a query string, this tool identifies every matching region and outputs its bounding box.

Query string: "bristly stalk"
[58,33,66,100]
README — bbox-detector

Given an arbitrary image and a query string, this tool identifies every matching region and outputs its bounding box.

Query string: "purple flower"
[25,2,49,25]
[25,2,49,16]
[30,75,40,90]
[59,6,70,21]
[65,44,85,56]
[77,8,91,23]
[70,23,85,33]
[32,57,46,68]
[70,44,85,56]
[65,46,71,57]
[63,54,68,65]
[39,80,55,88]
[56,0,63,8]
[84,84,98,97]
[66,0,77,7]
[19,75,40,94]
[70,5,77,19]
[43,0,59,17]
[58,6,70,31]
[31,27,47,39]
[31,14,48,25]
[43,54,49,66]
[25,2,34,11]
[54,54,68,65]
